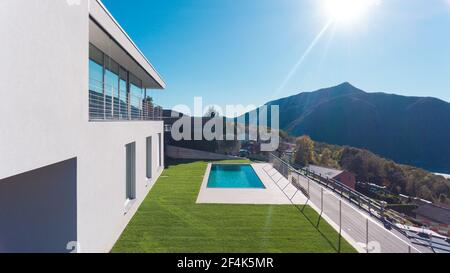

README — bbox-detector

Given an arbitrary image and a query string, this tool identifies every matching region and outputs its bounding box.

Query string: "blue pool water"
[207,164,265,189]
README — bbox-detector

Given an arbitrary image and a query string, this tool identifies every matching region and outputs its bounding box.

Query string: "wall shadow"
[0,158,77,253]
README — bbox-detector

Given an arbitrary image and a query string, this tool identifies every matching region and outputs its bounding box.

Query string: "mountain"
[254,82,450,173]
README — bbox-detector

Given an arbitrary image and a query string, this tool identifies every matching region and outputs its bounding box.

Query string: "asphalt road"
[264,165,432,253]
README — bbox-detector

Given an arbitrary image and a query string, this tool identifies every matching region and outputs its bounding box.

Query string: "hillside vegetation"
[294,136,450,205]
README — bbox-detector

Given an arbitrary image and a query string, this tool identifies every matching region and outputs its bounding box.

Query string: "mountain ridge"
[253,82,450,173]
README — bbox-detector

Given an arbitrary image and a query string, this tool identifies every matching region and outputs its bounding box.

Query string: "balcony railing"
[89,78,163,121]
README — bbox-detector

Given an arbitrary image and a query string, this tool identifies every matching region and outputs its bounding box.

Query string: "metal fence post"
[321,187,324,213]
[338,200,342,253]
[366,218,369,253]
[429,235,432,251]
[308,179,310,196]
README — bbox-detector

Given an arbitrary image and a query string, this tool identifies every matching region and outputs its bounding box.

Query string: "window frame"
[125,142,136,202]
[146,136,153,180]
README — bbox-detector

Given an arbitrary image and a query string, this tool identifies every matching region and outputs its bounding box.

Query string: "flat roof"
[90,0,166,89]
[305,165,344,179]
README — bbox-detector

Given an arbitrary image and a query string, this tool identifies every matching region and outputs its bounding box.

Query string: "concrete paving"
[196,163,308,205]
[262,165,432,253]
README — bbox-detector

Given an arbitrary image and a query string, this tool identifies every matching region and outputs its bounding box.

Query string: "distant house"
[305,165,356,190]
[162,110,241,155]
[278,142,296,158]
[413,202,450,226]
[162,110,217,145]
[278,142,296,153]
[241,141,261,155]
[358,182,389,194]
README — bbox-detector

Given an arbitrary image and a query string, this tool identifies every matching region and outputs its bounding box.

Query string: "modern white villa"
[0,0,166,253]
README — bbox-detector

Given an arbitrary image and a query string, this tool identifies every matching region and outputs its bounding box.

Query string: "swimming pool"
[207,164,266,189]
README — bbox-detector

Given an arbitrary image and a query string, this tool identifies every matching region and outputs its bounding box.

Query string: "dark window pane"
[126,142,136,200]
[89,44,103,66]
[129,73,143,120]
[89,47,104,120]
[146,137,152,179]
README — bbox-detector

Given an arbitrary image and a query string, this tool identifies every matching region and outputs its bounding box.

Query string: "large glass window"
[89,44,104,120]
[88,43,148,121]
[119,67,128,119]
[104,56,119,119]
[129,73,143,120]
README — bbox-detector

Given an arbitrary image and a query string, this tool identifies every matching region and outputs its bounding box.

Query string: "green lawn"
[112,160,356,253]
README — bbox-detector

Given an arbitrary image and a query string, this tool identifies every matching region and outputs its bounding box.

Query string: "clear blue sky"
[102,0,450,113]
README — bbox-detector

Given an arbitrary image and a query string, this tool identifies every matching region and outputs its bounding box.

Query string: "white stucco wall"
[0,0,165,253]
[0,0,89,180]
[77,122,165,253]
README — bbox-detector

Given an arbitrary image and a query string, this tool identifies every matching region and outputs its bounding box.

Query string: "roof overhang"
[89,0,166,89]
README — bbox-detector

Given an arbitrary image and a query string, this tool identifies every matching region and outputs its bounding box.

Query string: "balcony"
[89,78,163,122]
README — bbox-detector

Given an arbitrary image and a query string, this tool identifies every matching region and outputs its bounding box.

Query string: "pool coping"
[196,163,308,205]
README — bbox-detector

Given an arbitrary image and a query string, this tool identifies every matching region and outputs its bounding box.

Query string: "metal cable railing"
[89,78,163,121]
[268,153,433,253]
[270,154,393,220]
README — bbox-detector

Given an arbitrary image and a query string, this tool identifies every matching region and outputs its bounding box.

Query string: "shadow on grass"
[165,158,249,169]
[165,158,203,168]
[295,203,341,252]
[163,159,345,252]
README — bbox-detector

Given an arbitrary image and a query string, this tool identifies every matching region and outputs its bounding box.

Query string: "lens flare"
[324,0,381,25]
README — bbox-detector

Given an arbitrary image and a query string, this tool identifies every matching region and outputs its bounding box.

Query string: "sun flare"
[323,0,381,25]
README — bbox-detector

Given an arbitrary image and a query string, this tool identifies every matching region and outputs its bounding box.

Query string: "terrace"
[89,77,163,121]
[88,16,165,122]
[112,159,356,253]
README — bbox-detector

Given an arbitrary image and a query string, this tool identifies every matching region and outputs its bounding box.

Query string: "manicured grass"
[112,160,356,253]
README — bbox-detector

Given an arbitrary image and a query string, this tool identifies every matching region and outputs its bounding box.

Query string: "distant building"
[278,142,296,160]
[278,142,296,153]
[305,165,356,190]
[413,202,450,226]
[412,202,450,236]
[162,111,241,155]
[241,141,261,155]
[357,182,389,194]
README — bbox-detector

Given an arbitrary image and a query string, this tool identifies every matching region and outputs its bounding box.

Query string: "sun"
[323,0,380,25]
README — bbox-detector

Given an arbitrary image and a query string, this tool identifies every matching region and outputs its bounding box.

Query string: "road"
[263,165,432,253]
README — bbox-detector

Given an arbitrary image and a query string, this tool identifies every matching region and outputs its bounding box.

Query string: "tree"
[205,106,219,118]
[294,136,314,167]
[320,148,332,166]
[144,96,153,103]
[439,193,448,204]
